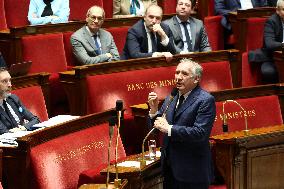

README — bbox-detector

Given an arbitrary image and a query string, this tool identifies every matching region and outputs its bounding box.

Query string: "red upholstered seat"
[69,0,103,21]
[200,61,233,91]
[102,0,113,18]
[106,26,130,55]
[245,17,267,52]
[30,123,126,189]
[12,86,48,122]
[22,33,69,116]
[204,16,224,51]
[4,0,29,27]
[0,0,7,30]
[211,95,283,136]
[160,0,177,14]
[63,31,77,67]
[242,52,262,87]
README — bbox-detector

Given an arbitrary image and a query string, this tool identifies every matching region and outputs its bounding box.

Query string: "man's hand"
[9,126,26,133]
[152,24,167,41]
[106,53,113,59]
[154,117,170,133]
[148,92,159,114]
[161,52,173,62]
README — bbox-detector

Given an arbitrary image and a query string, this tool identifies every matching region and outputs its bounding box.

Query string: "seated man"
[71,6,120,65]
[215,0,267,33]
[28,0,70,25]
[163,0,211,53]
[0,68,40,134]
[249,0,284,84]
[122,4,176,61]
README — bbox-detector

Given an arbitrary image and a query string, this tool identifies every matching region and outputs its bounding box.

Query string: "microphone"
[114,100,123,188]
[106,116,116,188]
[222,100,249,135]
[140,88,178,168]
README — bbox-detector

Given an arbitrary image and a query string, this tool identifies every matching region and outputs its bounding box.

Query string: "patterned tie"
[93,35,101,55]
[181,22,192,51]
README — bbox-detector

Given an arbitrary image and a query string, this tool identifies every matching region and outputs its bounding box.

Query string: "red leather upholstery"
[242,52,262,87]
[200,61,233,91]
[209,185,227,189]
[106,26,130,55]
[63,31,77,67]
[0,0,7,30]
[69,0,103,21]
[102,0,113,18]
[22,33,69,116]
[4,0,29,27]
[245,17,267,52]
[211,95,283,136]
[86,61,232,114]
[204,16,224,51]
[30,123,126,189]
[160,0,177,14]
[12,86,48,122]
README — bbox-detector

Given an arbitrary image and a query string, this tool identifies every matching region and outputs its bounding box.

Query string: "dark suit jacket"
[122,20,176,59]
[163,16,211,53]
[249,13,283,63]
[0,52,6,68]
[0,94,40,134]
[215,0,267,30]
[153,86,216,183]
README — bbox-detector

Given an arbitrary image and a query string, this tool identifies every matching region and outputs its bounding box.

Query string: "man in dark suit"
[122,4,176,61]
[148,59,216,189]
[163,0,211,53]
[71,6,120,65]
[249,0,284,83]
[215,0,267,31]
[0,68,40,134]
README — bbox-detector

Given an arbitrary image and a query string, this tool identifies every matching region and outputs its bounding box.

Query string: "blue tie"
[93,35,101,55]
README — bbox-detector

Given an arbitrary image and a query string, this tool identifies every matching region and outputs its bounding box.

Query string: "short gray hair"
[179,58,203,78]
[86,6,105,18]
[277,0,284,8]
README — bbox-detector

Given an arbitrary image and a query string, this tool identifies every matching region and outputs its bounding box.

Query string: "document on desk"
[117,160,154,168]
[32,115,80,128]
[0,131,32,147]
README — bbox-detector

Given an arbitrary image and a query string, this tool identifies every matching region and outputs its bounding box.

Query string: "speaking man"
[148,58,216,189]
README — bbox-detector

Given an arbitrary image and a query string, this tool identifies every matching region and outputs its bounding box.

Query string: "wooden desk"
[79,179,128,189]
[228,7,275,52]
[211,125,284,189]
[101,153,162,189]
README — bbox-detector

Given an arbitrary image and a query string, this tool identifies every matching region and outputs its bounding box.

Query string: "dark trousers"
[163,162,209,189]
[261,61,279,84]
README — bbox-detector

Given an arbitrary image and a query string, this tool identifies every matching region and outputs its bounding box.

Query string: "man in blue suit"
[148,58,216,189]
[122,4,176,61]
[215,0,267,30]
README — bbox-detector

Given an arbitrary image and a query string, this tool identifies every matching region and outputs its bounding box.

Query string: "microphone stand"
[106,117,115,188]
[222,100,249,135]
[114,110,121,188]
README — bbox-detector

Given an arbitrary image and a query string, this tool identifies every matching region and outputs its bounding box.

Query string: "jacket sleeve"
[264,17,283,51]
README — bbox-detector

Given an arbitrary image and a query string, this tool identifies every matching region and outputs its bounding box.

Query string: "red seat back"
[30,123,126,189]
[211,95,283,136]
[0,0,7,30]
[86,61,233,114]
[69,0,103,21]
[4,0,29,27]
[246,17,267,52]
[63,31,77,67]
[204,16,224,51]
[200,61,233,91]
[12,86,48,122]
[242,52,262,87]
[160,0,177,14]
[106,26,129,55]
[102,0,113,18]
[22,33,68,73]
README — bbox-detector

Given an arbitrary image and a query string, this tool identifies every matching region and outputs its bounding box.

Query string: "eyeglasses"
[88,15,104,22]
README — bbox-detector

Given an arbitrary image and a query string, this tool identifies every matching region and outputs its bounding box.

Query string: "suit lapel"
[0,104,10,122]
[166,95,179,124]
[98,29,106,54]
[83,26,97,50]
[173,16,183,42]
[174,86,201,119]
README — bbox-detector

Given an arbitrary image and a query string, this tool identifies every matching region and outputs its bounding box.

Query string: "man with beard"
[122,4,176,61]
[0,68,40,134]
[148,59,216,189]
[163,0,211,53]
[71,6,120,65]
